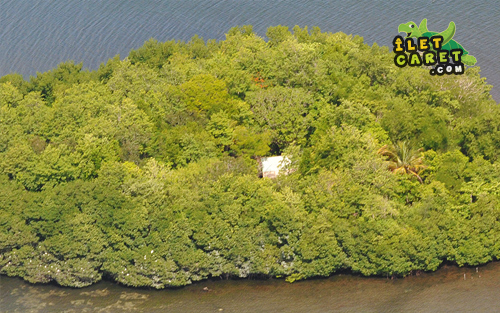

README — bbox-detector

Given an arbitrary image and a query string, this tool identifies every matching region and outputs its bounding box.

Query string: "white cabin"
[260,156,291,178]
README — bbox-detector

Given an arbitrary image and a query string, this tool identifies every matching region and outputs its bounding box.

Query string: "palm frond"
[377,141,425,183]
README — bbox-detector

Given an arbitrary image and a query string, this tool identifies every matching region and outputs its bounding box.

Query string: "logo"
[393,19,476,76]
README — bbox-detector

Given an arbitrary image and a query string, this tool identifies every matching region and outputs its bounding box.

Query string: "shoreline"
[2,261,499,312]
[2,259,496,291]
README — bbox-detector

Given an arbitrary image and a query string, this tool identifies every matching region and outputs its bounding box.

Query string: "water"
[2,262,500,312]
[0,1,499,101]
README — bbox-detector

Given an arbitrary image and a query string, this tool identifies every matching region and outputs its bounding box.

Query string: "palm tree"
[378,141,425,184]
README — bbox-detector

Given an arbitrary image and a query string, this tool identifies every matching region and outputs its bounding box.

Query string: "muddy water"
[2,262,500,312]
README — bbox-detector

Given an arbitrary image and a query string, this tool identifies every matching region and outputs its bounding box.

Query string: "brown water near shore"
[2,262,500,312]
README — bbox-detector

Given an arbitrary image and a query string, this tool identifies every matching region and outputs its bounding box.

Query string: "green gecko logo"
[393,19,476,75]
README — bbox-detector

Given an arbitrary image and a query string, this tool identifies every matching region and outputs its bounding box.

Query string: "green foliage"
[1,25,499,288]
[266,25,293,46]
[128,38,182,69]
[180,74,238,115]
[247,86,313,153]
[29,61,94,105]
[302,125,378,173]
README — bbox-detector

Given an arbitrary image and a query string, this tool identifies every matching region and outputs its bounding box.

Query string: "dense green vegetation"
[1,25,499,288]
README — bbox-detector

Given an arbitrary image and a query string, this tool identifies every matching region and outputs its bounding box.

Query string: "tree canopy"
[0,25,499,288]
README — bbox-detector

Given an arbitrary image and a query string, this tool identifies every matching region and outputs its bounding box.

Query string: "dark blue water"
[0,1,499,101]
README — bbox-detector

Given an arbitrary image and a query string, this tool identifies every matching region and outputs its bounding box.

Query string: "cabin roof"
[261,156,291,178]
